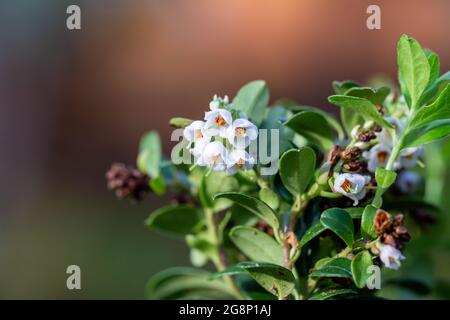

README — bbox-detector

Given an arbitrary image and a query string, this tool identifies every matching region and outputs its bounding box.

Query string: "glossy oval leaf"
[351,251,374,289]
[284,111,335,150]
[145,205,201,237]
[138,131,161,178]
[279,147,316,196]
[258,187,280,211]
[211,262,295,299]
[232,80,269,126]
[169,117,193,128]
[361,205,378,239]
[309,288,357,300]
[146,267,233,300]
[300,221,327,247]
[397,34,430,109]
[310,257,352,279]
[229,226,283,265]
[320,208,354,248]
[328,95,393,129]
[214,192,279,230]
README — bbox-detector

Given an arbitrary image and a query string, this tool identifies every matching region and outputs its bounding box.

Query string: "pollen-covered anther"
[235,127,247,137]
[340,179,353,193]
[215,116,226,126]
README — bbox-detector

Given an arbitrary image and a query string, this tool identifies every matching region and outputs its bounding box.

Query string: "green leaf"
[308,288,357,300]
[419,71,450,106]
[203,172,239,212]
[169,117,193,128]
[260,106,294,153]
[214,192,279,230]
[409,84,450,128]
[402,119,450,149]
[310,258,352,279]
[361,205,378,239]
[211,262,295,299]
[300,221,326,247]
[149,175,165,195]
[375,167,397,189]
[345,86,391,105]
[284,111,335,150]
[328,95,393,129]
[229,226,283,265]
[344,207,365,219]
[233,80,269,126]
[340,107,364,137]
[279,147,316,196]
[145,205,201,237]
[351,251,373,288]
[146,267,233,300]
[258,187,280,210]
[332,80,361,95]
[186,234,217,259]
[426,51,440,85]
[320,208,354,247]
[397,35,430,109]
[199,174,213,208]
[138,131,162,178]
[276,101,344,141]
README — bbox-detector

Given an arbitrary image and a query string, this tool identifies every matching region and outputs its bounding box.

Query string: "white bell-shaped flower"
[363,144,392,173]
[399,146,423,169]
[204,109,232,138]
[226,149,255,175]
[379,244,405,270]
[209,95,230,111]
[333,173,371,206]
[226,118,258,148]
[183,120,212,157]
[197,141,228,171]
[375,117,405,147]
[396,171,421,193]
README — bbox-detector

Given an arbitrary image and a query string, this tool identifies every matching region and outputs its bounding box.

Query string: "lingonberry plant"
[107,35,450,300]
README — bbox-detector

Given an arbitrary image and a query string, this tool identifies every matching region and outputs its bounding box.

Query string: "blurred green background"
[0,0,449,298]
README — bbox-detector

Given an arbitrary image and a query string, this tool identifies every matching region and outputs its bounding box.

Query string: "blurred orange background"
[0,0,449,298]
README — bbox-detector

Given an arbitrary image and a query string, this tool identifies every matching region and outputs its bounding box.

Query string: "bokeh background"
[0,0,449,299]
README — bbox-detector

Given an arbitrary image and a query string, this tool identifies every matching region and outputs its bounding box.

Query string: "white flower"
[204,109,232,138]
[380,244,405,270]
[226,118,258,148]
[375,117,405,147]
[197,141,228,171]
[396,171,421,193]
[399,146,423,169]
[333,173,371,206]
[226,149,255,175]
[209,94,230,111]
[183,121,212,157]
[363,144,392,172]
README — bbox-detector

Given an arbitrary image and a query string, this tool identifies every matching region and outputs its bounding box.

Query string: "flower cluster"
[183,95,258,175]
[371,209,410,270]
[332,110,423,205]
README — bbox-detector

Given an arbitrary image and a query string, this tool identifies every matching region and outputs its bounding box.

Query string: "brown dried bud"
[374,209,392,234]
[341,147,361,161]
[328,145,341,164]
[358,131,377,142]
[342,160,364,172]
[106,163,150,201]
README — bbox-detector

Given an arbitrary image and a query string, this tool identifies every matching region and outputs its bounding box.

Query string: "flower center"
[210,154,220,164]
[235,127,247,137]
[388,256,396,264]
[377,151,389,163]
[215,116,226,126]
[194,129,203,139]
[237,158,245,168]
[340,179,353,193]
